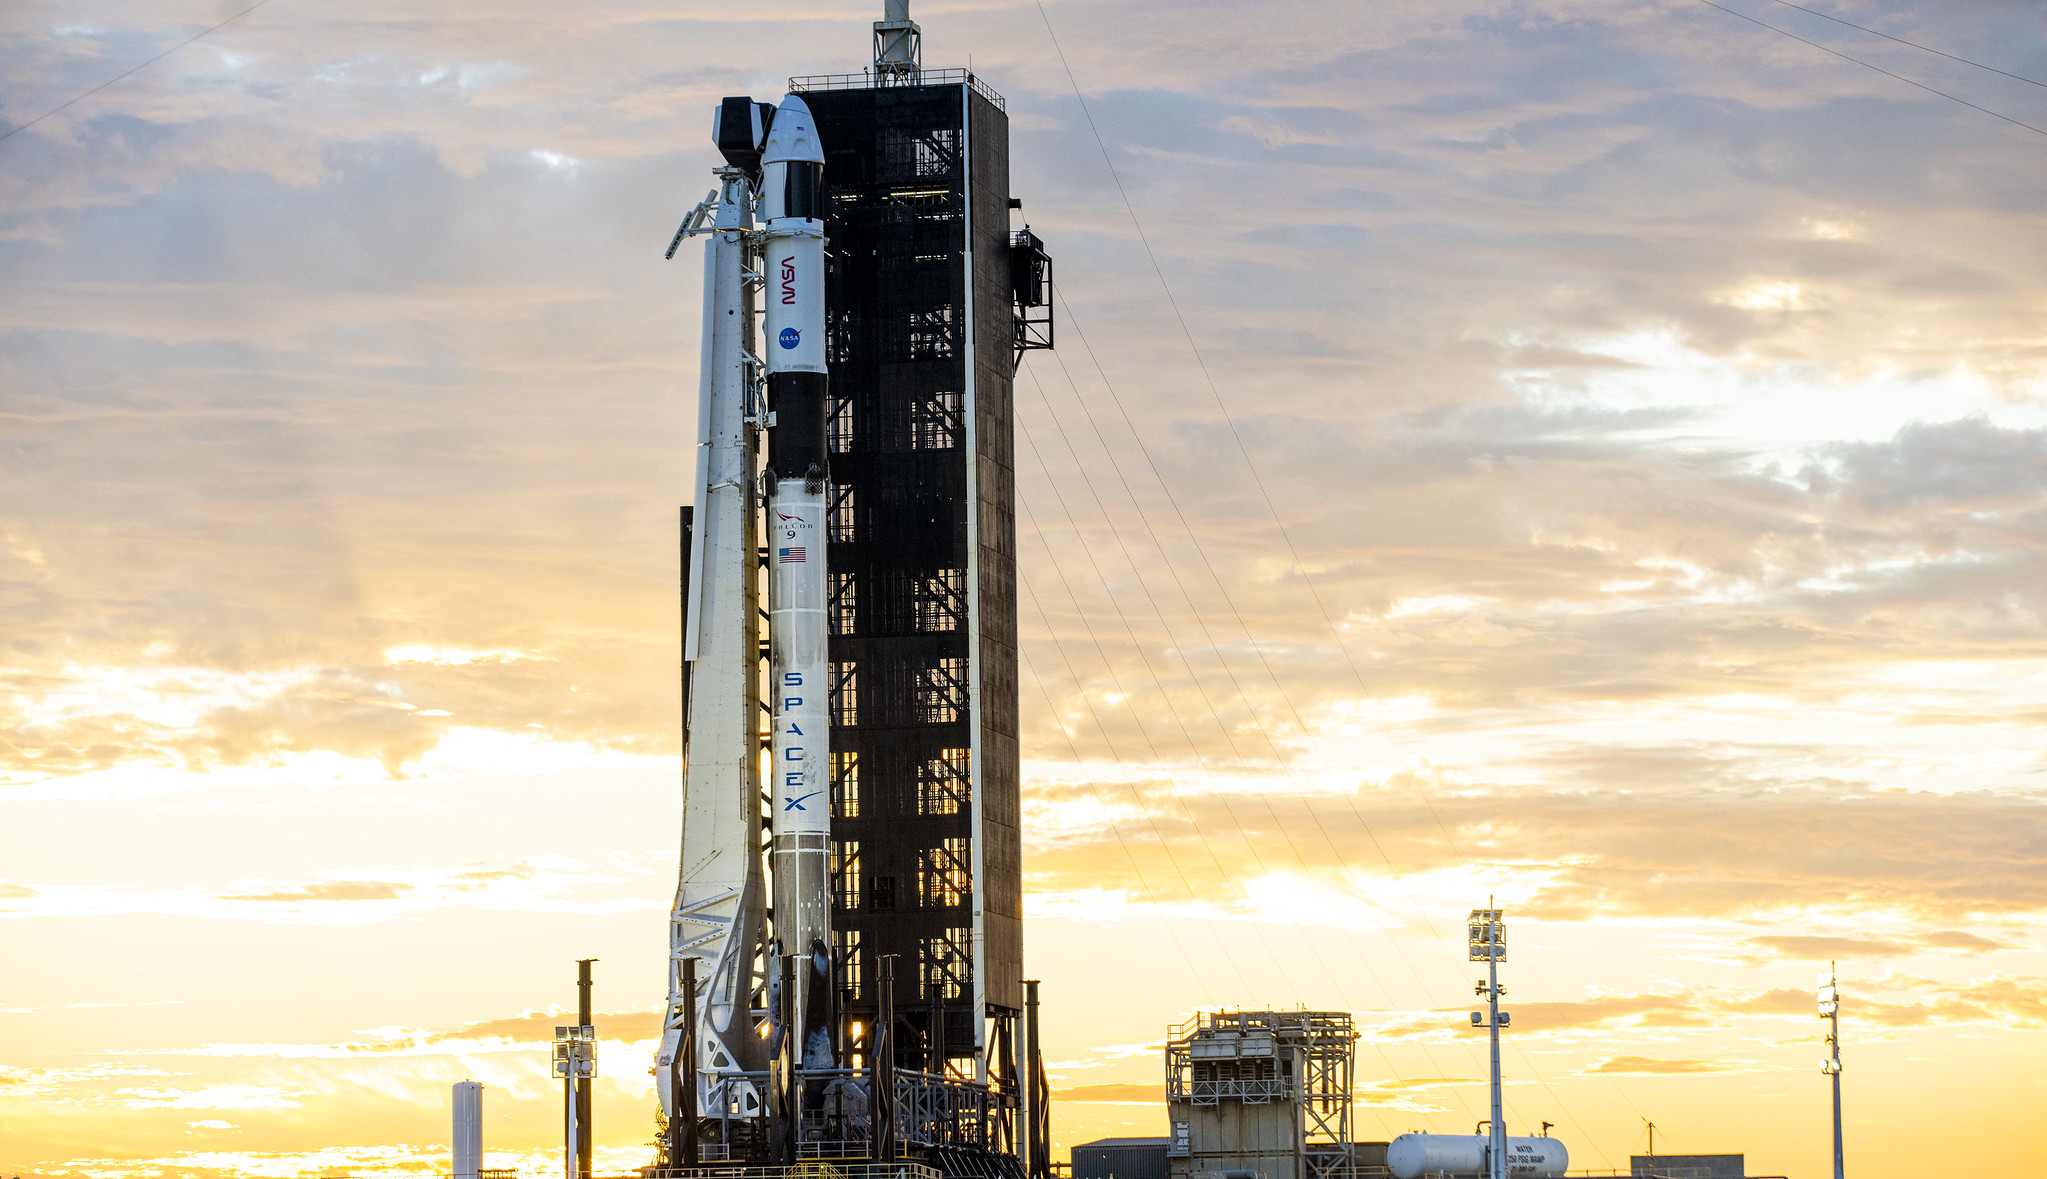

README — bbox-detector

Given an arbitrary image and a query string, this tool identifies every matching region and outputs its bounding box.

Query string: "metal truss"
[1165,1010,1358,1179]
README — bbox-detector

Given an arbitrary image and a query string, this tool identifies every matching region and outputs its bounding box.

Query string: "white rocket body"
[761,94,825,384]
[660,88,836,1154]
[761,209,825,377]
[659,165,769,1130]
[760,93,836,1072]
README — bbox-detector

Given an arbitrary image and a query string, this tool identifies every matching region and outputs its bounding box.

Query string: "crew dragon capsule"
[759,93,837,1076]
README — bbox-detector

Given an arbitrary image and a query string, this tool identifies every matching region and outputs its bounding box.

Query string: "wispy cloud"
[1739,931,2018,962]
[1586,1055,1735,1075]
[109,1008,666,1060]
[0,859,655,924]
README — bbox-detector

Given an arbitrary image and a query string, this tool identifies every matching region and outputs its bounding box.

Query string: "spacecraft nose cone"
[761,94,824,165]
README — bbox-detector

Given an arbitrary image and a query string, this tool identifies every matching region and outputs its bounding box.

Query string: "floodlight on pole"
[554,1024,597,1179]
[1468,904,1508,1179]
[1818,963,1844,1179]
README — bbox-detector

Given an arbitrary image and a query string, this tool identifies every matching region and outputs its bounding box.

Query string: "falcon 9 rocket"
[758,94,836,1078]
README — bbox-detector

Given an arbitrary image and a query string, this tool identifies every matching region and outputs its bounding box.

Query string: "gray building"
[1074,1137,1172,1179]
[1631,1156,1746,1179]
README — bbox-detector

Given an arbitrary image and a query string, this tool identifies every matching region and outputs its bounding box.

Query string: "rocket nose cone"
[761,94,824,165]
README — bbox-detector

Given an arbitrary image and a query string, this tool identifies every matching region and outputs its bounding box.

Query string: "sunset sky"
[5,1,2046,1176]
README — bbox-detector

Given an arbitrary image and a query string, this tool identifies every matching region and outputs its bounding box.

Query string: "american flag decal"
[779,546,807,563]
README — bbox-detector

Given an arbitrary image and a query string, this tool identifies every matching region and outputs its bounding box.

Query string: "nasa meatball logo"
[779,327,800,349]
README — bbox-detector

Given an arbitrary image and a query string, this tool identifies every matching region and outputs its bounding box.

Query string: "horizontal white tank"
[1386,1133,1568,1178]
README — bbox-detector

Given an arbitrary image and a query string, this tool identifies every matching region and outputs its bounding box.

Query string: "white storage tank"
[1387,1133,1484,1177]
[1498,1136,1568,1175]
[452,1080,483,1179]
[1386,1132,1568,1178]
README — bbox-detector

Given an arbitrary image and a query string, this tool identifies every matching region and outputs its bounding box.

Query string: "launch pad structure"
[1165,1011,1359,1179]
[653,4,1053,1178]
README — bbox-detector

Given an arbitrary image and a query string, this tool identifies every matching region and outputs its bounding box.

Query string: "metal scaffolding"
[1165,1011,1358,1179]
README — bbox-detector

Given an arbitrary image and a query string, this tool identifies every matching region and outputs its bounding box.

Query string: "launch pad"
[654,5,1052,1179]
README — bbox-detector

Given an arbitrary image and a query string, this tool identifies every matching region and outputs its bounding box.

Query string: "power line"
[1760,0,2047,90]
[1014,632,1219,1005]
[1015,488,1292,1002]
[1693,0,2047,138]
[1020,362,1411,1010]
[1030,1,1491,904]
[1027,320,1535,1082]
[1016,363,1458,1134]
[1027,307,1585,1154]
[1042,240,1631,1160]
[0,0,279,146]
[1037,300,1476,970]
[1015,416,1321,1005]
[1038,299,1625,1167]
[1033,0,1535,1025]
[1029,0,1623,1146]
[1019,601,1408,1133]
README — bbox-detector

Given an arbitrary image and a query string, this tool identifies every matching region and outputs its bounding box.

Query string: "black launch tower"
[796,56,1050,1092]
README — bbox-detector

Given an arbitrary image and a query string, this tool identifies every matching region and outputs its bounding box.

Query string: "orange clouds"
[220,881,417,903]
[1586,1056,1729,1075]
[1021,773,2047,924]
[5,0,2047,1175]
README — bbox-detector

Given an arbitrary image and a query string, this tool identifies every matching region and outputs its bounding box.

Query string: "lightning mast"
[1819,962,1845,1179]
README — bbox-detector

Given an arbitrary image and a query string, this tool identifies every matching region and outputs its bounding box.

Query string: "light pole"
[576,959,597,1179]
[554,1023,596,1179]
[1468,904,1508,1179]
[1818,962,1844,1179]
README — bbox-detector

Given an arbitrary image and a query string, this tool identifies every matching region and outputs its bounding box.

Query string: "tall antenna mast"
[1819,962,1845,1179]
[873,0,921,84]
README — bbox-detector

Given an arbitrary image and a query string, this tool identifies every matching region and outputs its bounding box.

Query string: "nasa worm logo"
[779,327,801,349]
[779,255,797,305]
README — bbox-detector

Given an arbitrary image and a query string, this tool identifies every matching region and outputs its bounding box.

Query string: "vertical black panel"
[967,86,1024,1026]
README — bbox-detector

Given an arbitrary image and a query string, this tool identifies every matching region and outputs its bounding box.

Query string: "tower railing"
[789,70,1007,112]
[640,1165,941,1179]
